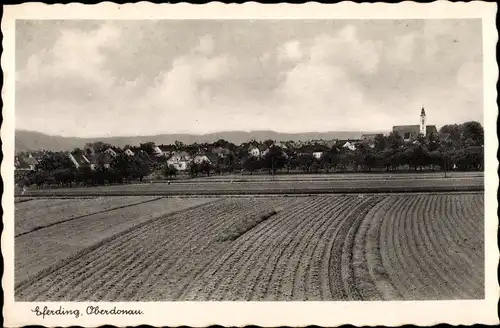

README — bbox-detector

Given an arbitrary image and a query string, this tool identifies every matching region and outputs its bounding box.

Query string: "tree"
[439,124,462,142]
[53,168,76,188]
[131,157,151,181]
[221,152,237,173]
[163,164,178,179]
[461,121,484,146]
[310,161,321,173]
[320,151,333,173]
[374,134,387,151]
[139,142,156,156]
[363,151,379,172]
[263,139,275,149]
[285,155,299,173]
[407,144,430,171]
[298,154,315,173]
[110,154,133,183]
[36,152,75,172]
[188,162,200,177]
[213,139,229,148]
[201,161,212,176]
[262,146,286,174]
[387,131,403,150]
[175,141,185,150]
[243,156,260,175]
[428,132,440,152]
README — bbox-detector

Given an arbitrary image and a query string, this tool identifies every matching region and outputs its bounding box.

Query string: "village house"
[15,156,34,171]
[361,133,383,140]
[342,141,357,151]
[360,134,382,149]
[248,146,261,158]
[21,153,39,170]
[88,152,113,170]
[312,152,323,159]
[211,147,231,159]
[104,148,117,158]
[153,145,164,157]
[167,151,191,171]
[193,154,212,165]
[324,140,337,149]
[260,144,288,158]
[274,141,288,149]
[68,150,90,169]
[124,148,135,157]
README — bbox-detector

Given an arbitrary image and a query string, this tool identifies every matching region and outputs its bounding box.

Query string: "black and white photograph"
[2,2,498,327]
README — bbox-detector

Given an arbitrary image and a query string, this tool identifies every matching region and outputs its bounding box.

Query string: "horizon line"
[16,128,390,139]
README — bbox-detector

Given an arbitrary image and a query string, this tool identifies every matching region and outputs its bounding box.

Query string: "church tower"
[420,106,426,135]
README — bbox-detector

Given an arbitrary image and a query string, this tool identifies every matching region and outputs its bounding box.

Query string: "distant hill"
[15,129,384,152]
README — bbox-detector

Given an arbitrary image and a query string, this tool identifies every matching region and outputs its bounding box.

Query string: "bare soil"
[15,193,485,301]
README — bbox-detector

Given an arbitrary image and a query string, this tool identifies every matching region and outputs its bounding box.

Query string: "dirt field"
[17,174,483,197]
[15,196,160,236]
[186,171,484,183]
[15,197,216,286]
[15,193,484,301]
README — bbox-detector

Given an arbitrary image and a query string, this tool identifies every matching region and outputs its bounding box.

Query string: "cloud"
[387,33,417,65]
[15,20,483,137]
[277,40,303,62]
[194,34,215,56]
[457,61,482,92]
[259,52,271,65]
[270,24,383,131]
[308,25,382,74]
[145,36,237,112]
[17,22,121,95]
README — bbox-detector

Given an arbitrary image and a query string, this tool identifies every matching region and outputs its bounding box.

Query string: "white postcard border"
[2,2,498,327]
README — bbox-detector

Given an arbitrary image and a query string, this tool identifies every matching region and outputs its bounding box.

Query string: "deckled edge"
[1,2,499,327]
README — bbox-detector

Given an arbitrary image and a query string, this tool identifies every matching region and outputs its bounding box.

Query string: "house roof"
[88,152,113,164]
[206,153,219,163]
[361,133,383,139]
[439,133,451,141]
[212,147,231,155]
[25,157,39,165]
[393,125,437,137]
[70,151,90,166]
[15,157,32,169]
[123,148,135,155]
[168,151,191,160]
[134,150,151,159]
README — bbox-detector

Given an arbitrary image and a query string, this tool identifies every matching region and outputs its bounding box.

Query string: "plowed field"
[15,193,484,301]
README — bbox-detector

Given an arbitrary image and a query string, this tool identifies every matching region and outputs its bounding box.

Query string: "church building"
[392,106,438,141]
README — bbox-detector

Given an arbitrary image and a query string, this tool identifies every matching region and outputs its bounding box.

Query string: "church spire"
[420,105,426,135]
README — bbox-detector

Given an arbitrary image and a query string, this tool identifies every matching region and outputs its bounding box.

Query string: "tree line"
[15,121,484,189]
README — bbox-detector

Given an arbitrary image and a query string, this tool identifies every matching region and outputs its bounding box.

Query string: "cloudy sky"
[16,19,483,137]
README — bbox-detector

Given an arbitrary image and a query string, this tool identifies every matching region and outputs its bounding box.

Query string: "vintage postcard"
[2,2,499,327]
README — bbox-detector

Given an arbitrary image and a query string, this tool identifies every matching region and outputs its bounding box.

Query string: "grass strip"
[215,209,280,242]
